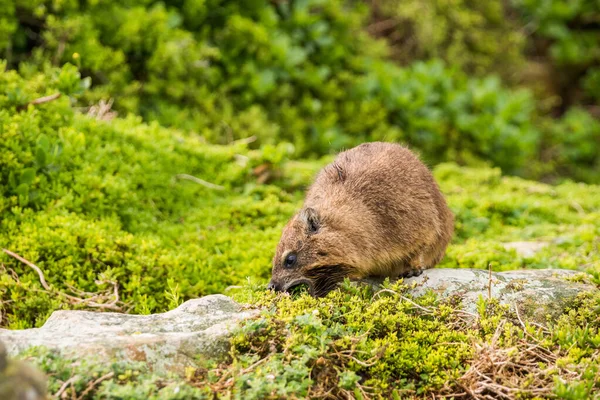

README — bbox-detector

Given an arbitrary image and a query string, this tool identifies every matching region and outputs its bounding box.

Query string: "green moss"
[504,279,527,292]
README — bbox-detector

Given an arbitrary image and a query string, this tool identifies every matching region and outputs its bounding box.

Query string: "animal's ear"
[301,207,320,234]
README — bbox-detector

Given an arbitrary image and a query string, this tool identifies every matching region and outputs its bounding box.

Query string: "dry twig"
[86,99,117,121]
[2,249,51,290]
[17,93,61,110]
[54,375,79,398]
[76,372,114,399]
[487,264,493,300]
[2,249,125,312]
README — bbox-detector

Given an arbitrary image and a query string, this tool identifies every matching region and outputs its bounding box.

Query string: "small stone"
[503,241,549,258]
[0,341,47,400]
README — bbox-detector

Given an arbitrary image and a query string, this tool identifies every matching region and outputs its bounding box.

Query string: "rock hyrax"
[268,142,454,297]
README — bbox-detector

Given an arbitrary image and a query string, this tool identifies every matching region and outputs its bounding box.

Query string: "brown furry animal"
[268,142,454,297]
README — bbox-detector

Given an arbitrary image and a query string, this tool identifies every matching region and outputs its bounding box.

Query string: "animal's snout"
[267,280,282,292]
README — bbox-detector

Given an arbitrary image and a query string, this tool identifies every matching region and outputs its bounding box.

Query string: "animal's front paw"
[400,268,423,278]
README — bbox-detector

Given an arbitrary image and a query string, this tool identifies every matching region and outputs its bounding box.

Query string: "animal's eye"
[284,253,297,268]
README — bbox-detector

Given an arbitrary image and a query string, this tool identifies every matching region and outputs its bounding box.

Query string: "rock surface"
[400,268,593,322]
[0,294,258,373]
[0,269,595,373]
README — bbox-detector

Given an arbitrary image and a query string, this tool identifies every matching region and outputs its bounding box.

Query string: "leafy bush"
[513,0,600,106]
[2,0,598,182]
[367,0,600,111]
[536,108,600,183]
[366,0,526,78]
[0,64,297,328]
[4,0,382,153]
[346,61,538,174]
[361,0,600,183]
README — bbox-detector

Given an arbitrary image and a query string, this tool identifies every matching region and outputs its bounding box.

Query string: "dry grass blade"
[3,249,51,290]
[174,174,225,190]
[372,287,479,321]
[372,288,434,314]
[457,317,577,400]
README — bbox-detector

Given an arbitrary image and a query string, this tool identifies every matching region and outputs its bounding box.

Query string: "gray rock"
[365,268,595,323]
[502,241,549,258]
[0,270,595,373]
[0,294,258,374]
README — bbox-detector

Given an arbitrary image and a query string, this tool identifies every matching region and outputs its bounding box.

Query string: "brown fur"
[268,142,454,297]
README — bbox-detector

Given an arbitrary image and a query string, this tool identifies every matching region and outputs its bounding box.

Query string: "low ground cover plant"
[21,281,600,399]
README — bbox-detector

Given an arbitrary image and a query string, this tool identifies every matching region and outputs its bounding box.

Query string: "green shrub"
[367,0,600,111]
[0,65,297,327]
[346,61,538,174]
[366,0,526,78]
[4,0,598,182]
[536,108,600,183]
[6,0,383,152]
[513,0,600,105]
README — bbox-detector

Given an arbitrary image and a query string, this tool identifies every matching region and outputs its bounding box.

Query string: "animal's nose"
[267,280,281,292]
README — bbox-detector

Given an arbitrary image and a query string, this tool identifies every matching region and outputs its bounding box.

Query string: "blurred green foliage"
[365,0,600,183]
[513,0,600,105]
[367,0,526,78]
[1,0,599,182]
[370,0,600,108]
[537,108,600,183]
[3,0,383,155]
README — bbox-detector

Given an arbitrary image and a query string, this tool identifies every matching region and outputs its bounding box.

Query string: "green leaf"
[15,183,29,197]
[20,168,36,185]
[8,171,16,189]
[339,370,360,389]
[37,135,50,152]
[36,147,48,167]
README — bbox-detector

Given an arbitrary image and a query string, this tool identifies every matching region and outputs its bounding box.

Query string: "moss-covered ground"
[2,65,599,398]
[20,283,600,399]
